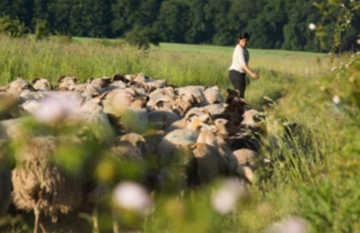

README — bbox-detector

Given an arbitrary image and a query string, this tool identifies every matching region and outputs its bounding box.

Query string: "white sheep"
[176,85,208,106]
[4,78,37,95]
[228,149,261,183]
[158,128,198,167]
[56,76,79,89]
[31,78,53,91]
[204,86,224,104]
[12,136,107,233]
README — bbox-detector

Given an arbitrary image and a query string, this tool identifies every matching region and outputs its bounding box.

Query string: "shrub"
[0,16,27,38]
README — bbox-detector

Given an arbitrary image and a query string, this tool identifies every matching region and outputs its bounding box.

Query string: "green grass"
[1,34,360,233]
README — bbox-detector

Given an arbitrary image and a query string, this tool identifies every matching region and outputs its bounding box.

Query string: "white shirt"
[229,44,250,74]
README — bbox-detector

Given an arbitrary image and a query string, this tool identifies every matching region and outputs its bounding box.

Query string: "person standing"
[229,32,259,98]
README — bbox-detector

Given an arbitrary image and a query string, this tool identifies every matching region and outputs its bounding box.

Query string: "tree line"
[0,0,359,52]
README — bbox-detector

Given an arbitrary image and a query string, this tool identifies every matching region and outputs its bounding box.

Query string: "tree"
[154,0,190,43]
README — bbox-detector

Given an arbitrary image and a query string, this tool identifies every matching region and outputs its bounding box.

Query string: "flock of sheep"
[0,74,292,233]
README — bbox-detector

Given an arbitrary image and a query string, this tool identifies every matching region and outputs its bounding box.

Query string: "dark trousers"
[229,70,246,98]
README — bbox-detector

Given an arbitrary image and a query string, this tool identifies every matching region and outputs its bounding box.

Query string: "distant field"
[151,42,328,77]
[69,37,328,77]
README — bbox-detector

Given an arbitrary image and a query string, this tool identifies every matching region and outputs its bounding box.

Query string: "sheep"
[157,145,197,192]
[228,149,261,183]
[12,135,106,233]
[81,77,112,98]
[0,92,23,120]
[166,107,213,132]
[0,140,11,218]
[172,94,198,117]
[240,109,267,135]
[176,85,208,106]
[111,133,148,160]
[103,89,149,134]
[192,142,228,184]
[56,76,79,89]
[31,78,53,91]
[147,110,181,130]
[158,128,198,167]
[3,78,37,96]
[65,92,115,147]
[203,103,226,118]
[214,95,249,135]
[204,86,224,104]
[143,129,165,155]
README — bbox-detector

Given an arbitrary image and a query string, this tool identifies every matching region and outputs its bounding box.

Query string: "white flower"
[308,23,316,30]
[267,216,310,233]
[347,20,351,24]
[333,95,340,104]
[211,178,247,214]
[34,96,77,124]
[357,39,360,45]
[341,3,345,7]
[113,181,153,215]
[331,67,337,71]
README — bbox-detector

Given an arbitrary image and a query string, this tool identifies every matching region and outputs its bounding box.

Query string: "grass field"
[1,34,360,233]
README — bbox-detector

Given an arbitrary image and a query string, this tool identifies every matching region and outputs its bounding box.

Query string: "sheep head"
[7,78,37,95]
[240,109,267,135]
[31,78,53,91]
[56,76,79,88]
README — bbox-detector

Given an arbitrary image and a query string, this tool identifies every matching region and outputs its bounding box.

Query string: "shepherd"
[229,32,259,99]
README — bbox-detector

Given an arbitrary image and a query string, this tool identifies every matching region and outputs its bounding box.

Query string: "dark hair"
[238,32,250,40]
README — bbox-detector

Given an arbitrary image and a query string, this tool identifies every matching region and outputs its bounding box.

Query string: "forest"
[0,0,359,52]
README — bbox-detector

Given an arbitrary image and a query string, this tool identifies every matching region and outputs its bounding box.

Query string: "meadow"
[1,34,360,233]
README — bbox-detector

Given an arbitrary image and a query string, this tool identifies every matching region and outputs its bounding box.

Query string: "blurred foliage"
[34,19,50,41]
[0,16,27,38]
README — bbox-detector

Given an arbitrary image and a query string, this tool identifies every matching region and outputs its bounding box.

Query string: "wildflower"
[211,178,247,214]
[341,3,345,7]
[308,23,316,30]
[357,39,360,45]
[331,67,337,71]
[34,96,77,124]
[347,20,351,24]
[333,95,340,104]
[113,181,153,215]
[266,216,310,233]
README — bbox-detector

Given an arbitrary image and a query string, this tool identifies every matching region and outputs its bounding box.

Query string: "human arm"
[243,64,259,79]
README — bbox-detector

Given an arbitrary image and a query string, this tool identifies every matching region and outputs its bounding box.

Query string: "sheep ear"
[185,113,197,122]
[190,94,198,105]
[213,85,219,92]
[87,77,94,84]
[112,74,126,82]
[216,118,228,126]
[74,77,79,83]
[143,96,150,105]
[204,85,209,91]
[142,82,149,91]
[28,84,37,92]
[56,76,66,85]
[30,78,40,85]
